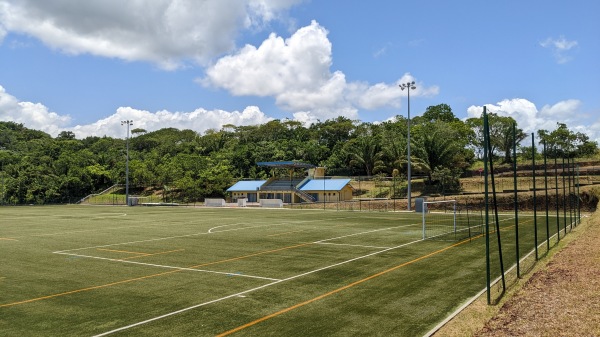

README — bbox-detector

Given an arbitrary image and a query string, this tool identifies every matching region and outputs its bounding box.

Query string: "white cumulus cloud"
[0,0,302,69]
[467,98,600,143]
[0,85,272,138]
[69,106,274,138]
[0,85,71,135]
[203,21,438,122]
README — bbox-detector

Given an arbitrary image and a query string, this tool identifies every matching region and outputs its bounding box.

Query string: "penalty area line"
[94,238,426,336]
[217,238,473,336]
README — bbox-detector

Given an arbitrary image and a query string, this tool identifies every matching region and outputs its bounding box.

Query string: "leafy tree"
[57,131,76,140]
[431,166,462,194]
[418,104,458,123]
[466,112,525,163]
[345,125,385,176]
[538,123,599,159]
[411,120,472,182]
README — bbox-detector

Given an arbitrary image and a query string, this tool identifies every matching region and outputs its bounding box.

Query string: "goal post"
[422,200,457,240]
[422,200,483,241]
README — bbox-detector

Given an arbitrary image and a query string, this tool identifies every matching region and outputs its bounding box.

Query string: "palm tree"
[346,135,385,177]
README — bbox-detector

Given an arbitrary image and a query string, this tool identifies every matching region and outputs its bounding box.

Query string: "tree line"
[0,104,597,204]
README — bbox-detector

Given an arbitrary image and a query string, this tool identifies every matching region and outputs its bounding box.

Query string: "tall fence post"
[512,123,520,277]
[562,157,567,235]
[577,164,581,224]
[543,141,550,252]
[532,133,538,260]
[554,155,560,241]
[483,107,491,305]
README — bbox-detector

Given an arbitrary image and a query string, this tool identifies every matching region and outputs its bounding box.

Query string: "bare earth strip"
[435,210,600,337]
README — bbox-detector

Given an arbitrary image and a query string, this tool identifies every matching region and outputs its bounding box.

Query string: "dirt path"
[434,211,600,337]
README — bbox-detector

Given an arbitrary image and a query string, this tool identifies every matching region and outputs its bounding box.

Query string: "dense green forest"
[0,104,597,204]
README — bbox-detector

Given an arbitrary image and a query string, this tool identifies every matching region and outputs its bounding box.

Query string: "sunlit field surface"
[0,205,558,336]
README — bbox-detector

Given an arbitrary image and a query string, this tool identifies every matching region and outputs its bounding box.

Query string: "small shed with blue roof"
[226,162,354,203]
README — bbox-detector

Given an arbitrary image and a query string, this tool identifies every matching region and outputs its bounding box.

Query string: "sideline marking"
[316,242,391,249]
[5,221,421,311]
[97,248,146,255]
[53,223,278,254]
[0,270,181,308]
[216,238,472,336]
[54,252,279,281]
[186,243,313,268]
[122,249,185,260]
[92,238,426,336]
[315,224,413,244]
[2,242,311,308]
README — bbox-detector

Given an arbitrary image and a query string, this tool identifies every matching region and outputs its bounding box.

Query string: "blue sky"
[1,0,599,141]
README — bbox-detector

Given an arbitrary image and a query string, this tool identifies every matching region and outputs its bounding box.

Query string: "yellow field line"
[188,242,313,268]
[216,239,473,337]
[97,248,147,255]
[122,249,185,260]
[0,270,181,308]
[0,243,312,308]
[0,237,18,241]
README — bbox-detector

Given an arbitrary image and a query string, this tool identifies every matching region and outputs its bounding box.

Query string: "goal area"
[421,200,483,241]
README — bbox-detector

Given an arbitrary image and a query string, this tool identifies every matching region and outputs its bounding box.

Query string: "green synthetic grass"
[0,205,571,336]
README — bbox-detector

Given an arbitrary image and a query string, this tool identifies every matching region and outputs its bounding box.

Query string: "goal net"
[422,200,483,241]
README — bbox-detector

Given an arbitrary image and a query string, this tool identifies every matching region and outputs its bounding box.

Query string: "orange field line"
[216,238,474,337]
[0,242,312,308]
[97,248,147,255]
[122,249,185,260]
[0,269,181,308]
[187,242,312,268]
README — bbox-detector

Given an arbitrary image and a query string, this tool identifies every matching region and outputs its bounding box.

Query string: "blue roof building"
[226,177,353,203]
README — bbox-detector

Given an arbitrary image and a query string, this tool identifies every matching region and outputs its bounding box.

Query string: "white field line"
[56,217,353,254]
[315,224,416,244]
[10,219,203,239]
[207,223,259,233]
[0,213,128,221]
[93,237,425,337]
[26,223,162,238]
[316,242,391,249]
[54,252,280,282]
[53,223,279,254]
[207,217,354,234]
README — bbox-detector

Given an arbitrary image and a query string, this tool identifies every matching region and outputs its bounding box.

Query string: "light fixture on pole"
[399,81,416,211]
[121,120,133,206]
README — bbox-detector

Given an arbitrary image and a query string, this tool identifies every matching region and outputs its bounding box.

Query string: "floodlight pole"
[400,81,416,211]
[0,147,5,205]
[121,120,133,206]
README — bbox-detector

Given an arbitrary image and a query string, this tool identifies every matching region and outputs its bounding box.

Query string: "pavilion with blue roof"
[226,162,354,204]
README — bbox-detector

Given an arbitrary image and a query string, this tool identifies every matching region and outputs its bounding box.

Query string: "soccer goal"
[422,200,483,241]
[421,200,458,240]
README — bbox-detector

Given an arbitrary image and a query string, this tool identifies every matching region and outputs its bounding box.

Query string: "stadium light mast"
[121,120,133,206]
[399,81,416,211]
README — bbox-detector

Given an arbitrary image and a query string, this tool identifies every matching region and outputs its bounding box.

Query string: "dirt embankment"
[475,210,600,336]
[433,207,600,337]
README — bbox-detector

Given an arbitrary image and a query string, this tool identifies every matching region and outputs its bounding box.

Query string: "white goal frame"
[421,199,457,240]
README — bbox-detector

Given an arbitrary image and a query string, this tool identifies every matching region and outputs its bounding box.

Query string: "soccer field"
[0,205,556,336]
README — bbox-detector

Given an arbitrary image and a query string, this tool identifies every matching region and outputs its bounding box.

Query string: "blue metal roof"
[226,180,266,192]
[299,179,351,191]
